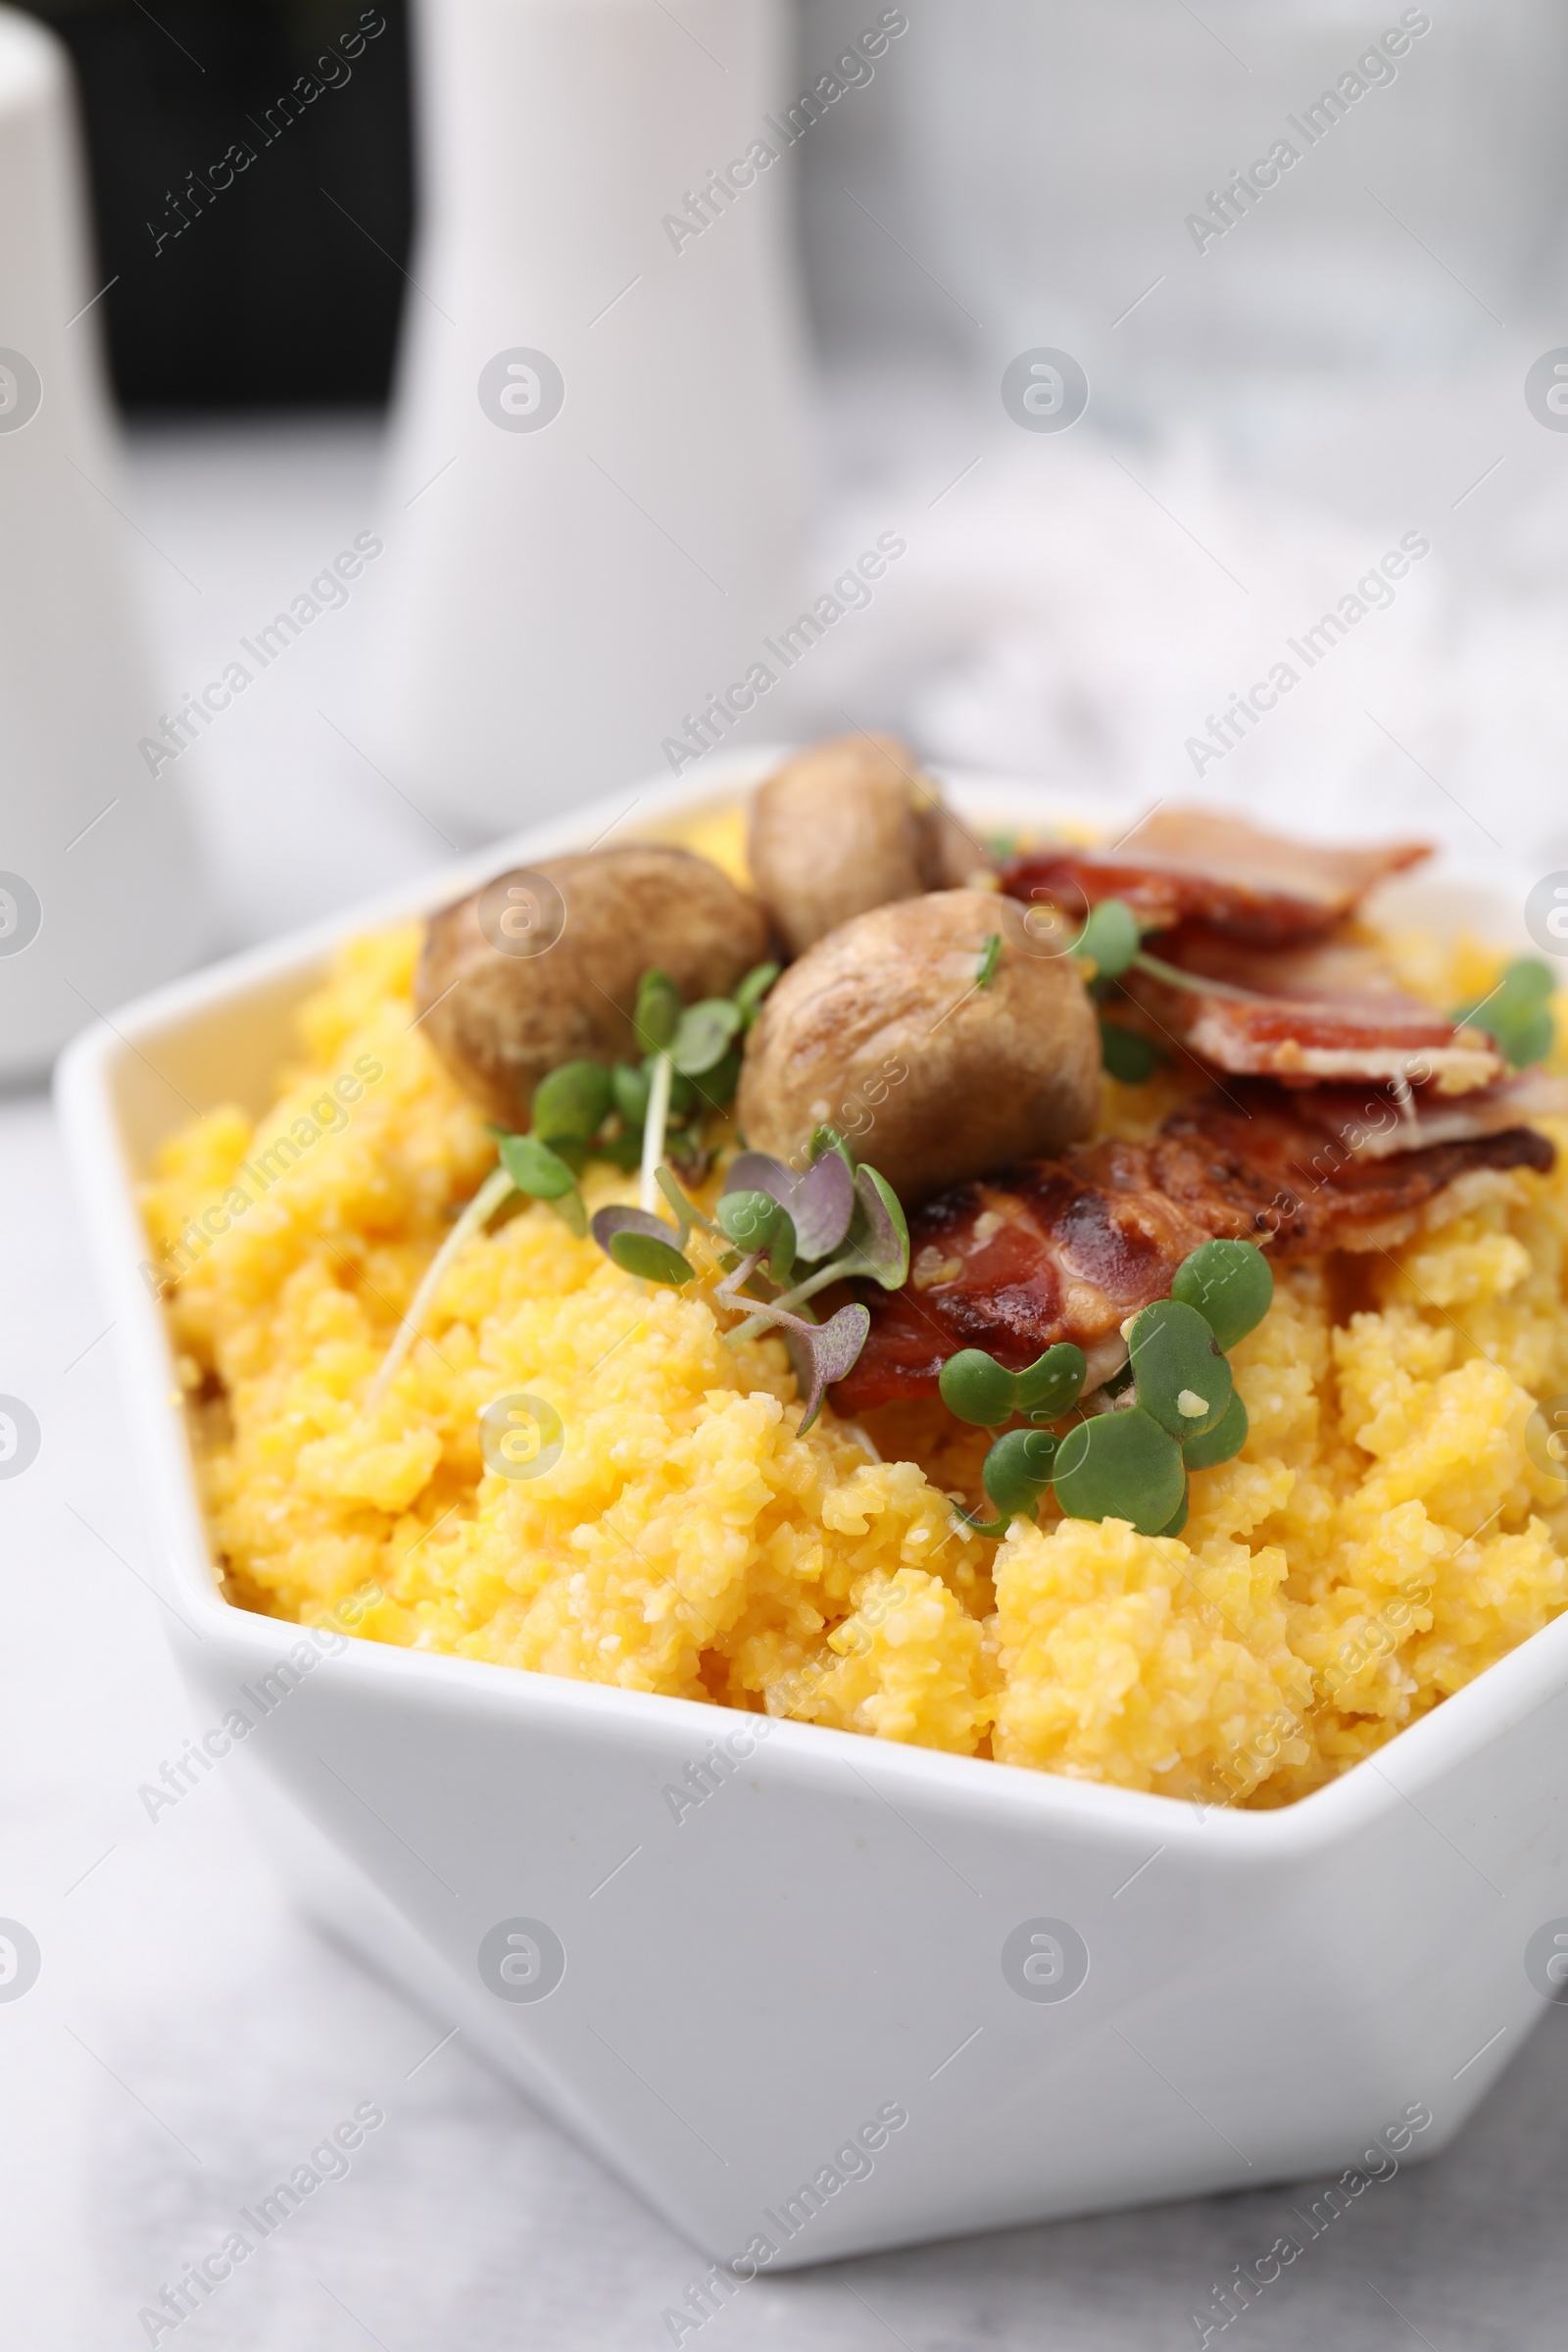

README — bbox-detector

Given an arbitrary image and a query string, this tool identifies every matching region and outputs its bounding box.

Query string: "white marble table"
[5,408,1568,2351]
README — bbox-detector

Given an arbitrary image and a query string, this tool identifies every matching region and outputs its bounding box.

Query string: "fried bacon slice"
[831,1084,1554,1414]
[1119,925,1504,1094]
[1001,808,1428,946]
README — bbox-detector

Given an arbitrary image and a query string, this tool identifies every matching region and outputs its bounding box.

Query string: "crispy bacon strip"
[1002,808,1428,946]
[831,1085,1554,1413]
[1119,925,1503,1094]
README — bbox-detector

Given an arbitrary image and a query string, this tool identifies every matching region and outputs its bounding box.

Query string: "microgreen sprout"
[1125,1298,1231,1439]
[1170,1238,1273,1352]
[1452,958,1555,1070]
[1052,1405,1186,1536]
[1099,1021,1165,1085]
[368,961,783,1412]
[532,1059,612,1150]
[363,1162,516,1412]
[1071,899,1141,982]
[1067,895,1261,1013]
[1180,1389,1248,1469]
[589,1204,695,1288]
[941,1239,1272,1537]
[700,1142,906,1431]
[976,932,1003,989]
[958,1427,1059,1537]
[940,1342,1087,1430]
[626,963,776,1210]
[735,961,781,1027]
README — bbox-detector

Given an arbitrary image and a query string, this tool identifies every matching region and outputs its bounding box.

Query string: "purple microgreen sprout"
[722,1148,855,1262]
[715,1189,796,1285]
[589,1204,694,1288]
[782,1303,872,1432]
[791,1149,856,1259]
[719,1154,898,1345]
[839,1166,909,1291]
[712,1248,867,1431]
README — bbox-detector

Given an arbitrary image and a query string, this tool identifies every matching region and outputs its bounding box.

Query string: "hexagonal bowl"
[55,746,1568,2267]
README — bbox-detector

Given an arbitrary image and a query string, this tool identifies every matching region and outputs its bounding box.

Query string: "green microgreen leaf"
[610,1231,694,1285]
[809,1123,858,1175]
[1015,1343,1087,1422]
[1170,1239,1273,1353]
[1052,1406,1186,1535]
[1182,1389,1248,1470]
[1452,958,1557,1069]
[716,1190,797,1285]
[845,1166,909,1291]
[663,1062,697,1119]
[981,1426,1059,1521]
[692,1045,742,1110]
[612,1060,650,1127]
[976,932,1003,989]
[735,961,781,1028]
[940,1350,1017,1428]
[1156,1477,1191,1538]
[1072,898,1141,981]
[596,1130,644,1172]
[1099,1020,1165,1085]
[655,1167,717,1246]
[1127,1298,1232,1439]
[497,1132,585,1235]
[531,1059,612,1144]
[634,967,681,1056]
[591,1205,693,1287]
[498,1131,577,1201]
[670,997,742,1077]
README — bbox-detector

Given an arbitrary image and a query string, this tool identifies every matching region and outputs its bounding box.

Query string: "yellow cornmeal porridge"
[142,906,1568,1808]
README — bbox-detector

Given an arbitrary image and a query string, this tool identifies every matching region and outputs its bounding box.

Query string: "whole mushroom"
[736,890,1101,1203]
[415,844,772,1126]
[747,732,993,958]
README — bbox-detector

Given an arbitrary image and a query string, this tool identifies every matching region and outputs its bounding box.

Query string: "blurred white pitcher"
[0,6,204,1078]
[368,0,811,835]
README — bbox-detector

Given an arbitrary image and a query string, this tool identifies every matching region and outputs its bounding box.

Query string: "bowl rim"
[54,741,1568,1867]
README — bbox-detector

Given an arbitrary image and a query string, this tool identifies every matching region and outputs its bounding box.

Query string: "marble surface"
[6,406,1568,2350]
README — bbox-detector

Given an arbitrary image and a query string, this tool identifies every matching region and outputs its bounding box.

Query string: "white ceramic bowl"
[56,749,1568,2267]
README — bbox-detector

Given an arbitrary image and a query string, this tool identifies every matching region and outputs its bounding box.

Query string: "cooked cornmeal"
[142,891,1568,1807]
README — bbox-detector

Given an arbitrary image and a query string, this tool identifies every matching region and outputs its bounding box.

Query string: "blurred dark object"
[16,0,413,410]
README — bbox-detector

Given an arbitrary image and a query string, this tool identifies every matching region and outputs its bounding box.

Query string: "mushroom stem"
[639,1051,673,1214]
[364,1163,514,1412]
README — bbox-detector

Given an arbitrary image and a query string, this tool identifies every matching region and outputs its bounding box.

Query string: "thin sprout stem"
[725,1252,857,1346]
[364,1163,514,1412]
[640,1051,673,1214]
[1131,949,1259,1004]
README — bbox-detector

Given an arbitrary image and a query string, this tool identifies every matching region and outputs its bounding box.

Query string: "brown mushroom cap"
[415,844,772,1126]
[747,733,993,958]
[735,890,1101,1203]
